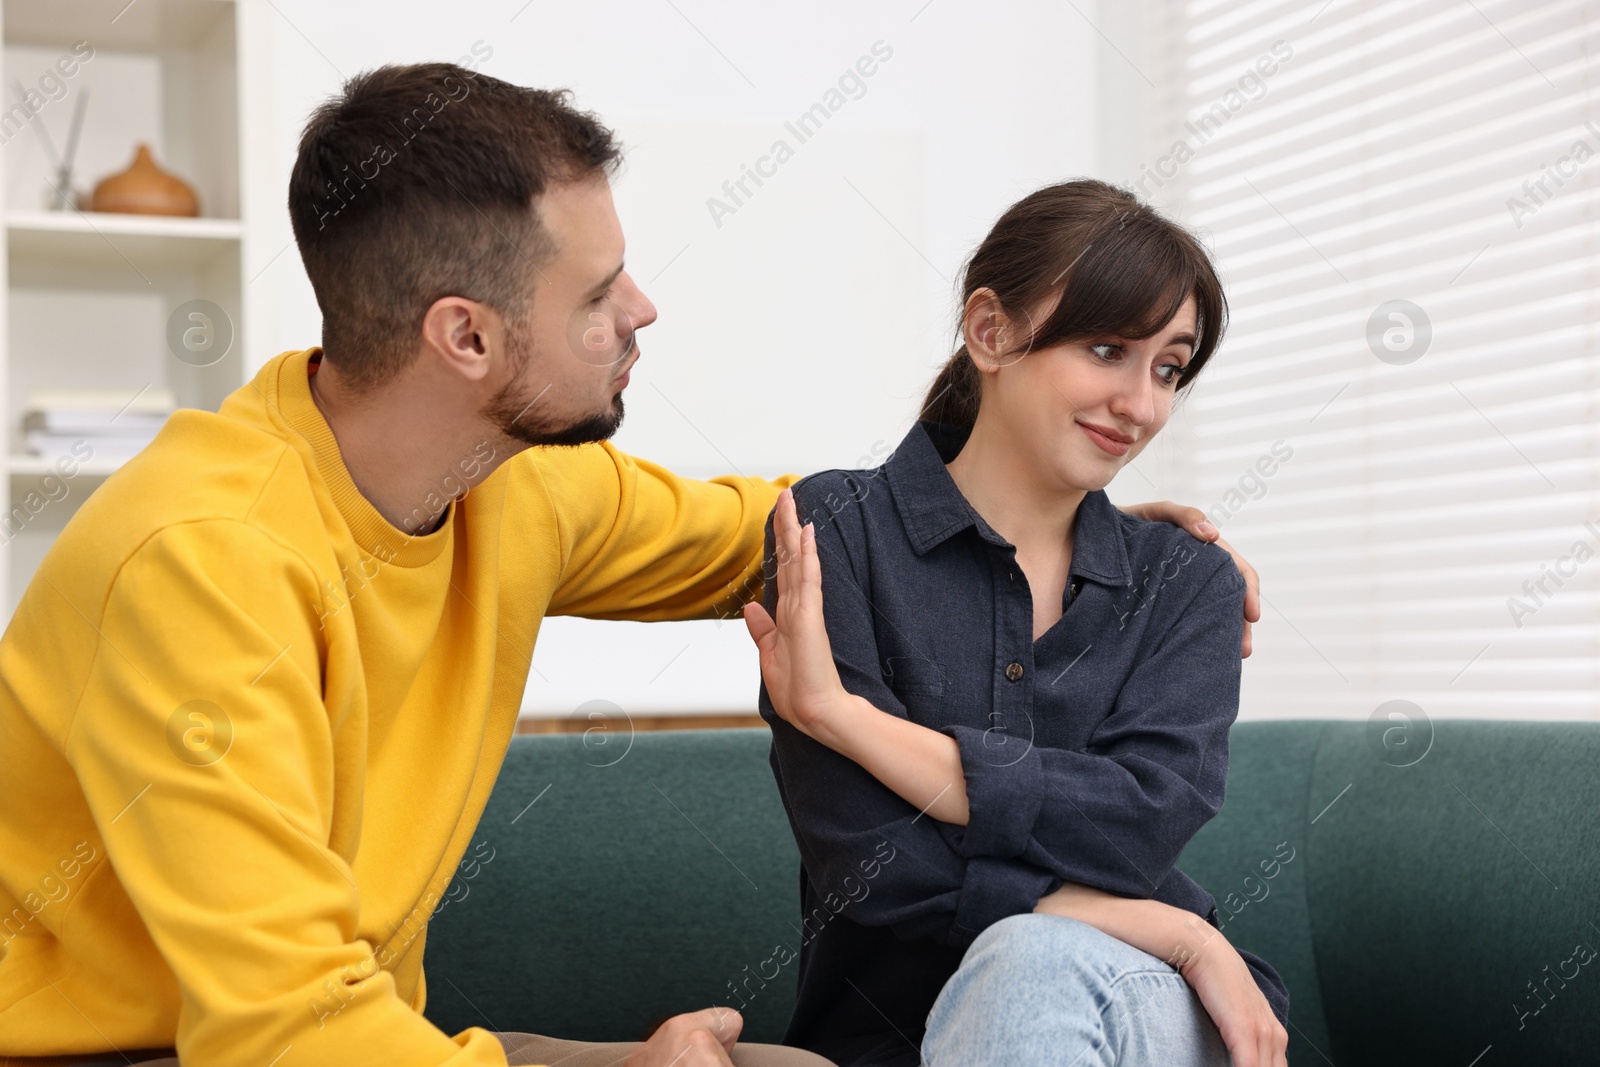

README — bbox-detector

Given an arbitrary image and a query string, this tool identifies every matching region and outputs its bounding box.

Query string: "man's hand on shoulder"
[1117,500,1261,658]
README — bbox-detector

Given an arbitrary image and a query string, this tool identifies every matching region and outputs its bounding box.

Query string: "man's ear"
[420,296,496,383]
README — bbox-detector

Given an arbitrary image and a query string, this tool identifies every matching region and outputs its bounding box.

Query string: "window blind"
[1143,0,1600,718]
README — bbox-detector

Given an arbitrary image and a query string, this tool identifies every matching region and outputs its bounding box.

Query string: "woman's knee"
[966,913,1172,988]
[929,913,1172,1032]
[924,915,1218,1066]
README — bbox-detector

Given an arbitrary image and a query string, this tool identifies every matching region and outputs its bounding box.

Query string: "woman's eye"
[1089,343,1120,361]
[1157,363,1184,385]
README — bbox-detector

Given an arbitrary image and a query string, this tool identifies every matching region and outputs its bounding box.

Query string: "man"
[0,63,1257,1066]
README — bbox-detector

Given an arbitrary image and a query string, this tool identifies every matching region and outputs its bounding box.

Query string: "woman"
[742,180,1290,1067]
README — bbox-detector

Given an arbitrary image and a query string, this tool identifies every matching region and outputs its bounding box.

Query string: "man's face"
[483,176,656,447]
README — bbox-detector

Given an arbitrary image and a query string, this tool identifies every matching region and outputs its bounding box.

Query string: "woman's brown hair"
[920,179,1227,430]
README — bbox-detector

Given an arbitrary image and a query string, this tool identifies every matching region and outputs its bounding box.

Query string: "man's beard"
[483,331,627,448]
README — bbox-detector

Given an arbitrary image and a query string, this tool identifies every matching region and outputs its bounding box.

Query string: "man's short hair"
[288,62,623,393]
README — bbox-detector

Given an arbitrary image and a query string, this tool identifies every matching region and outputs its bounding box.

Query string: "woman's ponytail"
[919,344,982,430]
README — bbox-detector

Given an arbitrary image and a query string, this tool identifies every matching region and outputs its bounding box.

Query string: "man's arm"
[520,444,1254,640]
[525,442,799,622]
[63,521,509,1066]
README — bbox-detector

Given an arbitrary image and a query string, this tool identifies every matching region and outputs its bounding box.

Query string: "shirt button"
[1004,662,1024,682]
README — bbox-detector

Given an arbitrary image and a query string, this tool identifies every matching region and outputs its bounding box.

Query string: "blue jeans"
[921,914,1231,1067]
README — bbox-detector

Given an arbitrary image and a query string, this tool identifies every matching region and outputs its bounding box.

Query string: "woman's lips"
[1079,421,1131,457]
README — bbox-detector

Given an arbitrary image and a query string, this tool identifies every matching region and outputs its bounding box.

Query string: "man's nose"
[617,272,657,332]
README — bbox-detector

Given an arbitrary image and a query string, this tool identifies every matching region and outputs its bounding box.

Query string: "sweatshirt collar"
[264,347,453,568]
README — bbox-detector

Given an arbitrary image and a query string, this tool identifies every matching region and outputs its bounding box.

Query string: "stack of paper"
[22,387,176,462]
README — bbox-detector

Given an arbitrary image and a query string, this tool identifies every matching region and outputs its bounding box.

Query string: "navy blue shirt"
[757,419,1289,1067]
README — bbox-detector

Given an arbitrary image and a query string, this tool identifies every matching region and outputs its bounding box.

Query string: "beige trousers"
[496,1031,836,1066]
[4,1031,837,1067]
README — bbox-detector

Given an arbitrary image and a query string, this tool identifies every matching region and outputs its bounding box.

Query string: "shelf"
[9,211,241,239]
[3,0,232,52]
[8,452,124,478]
[7,211,241,270]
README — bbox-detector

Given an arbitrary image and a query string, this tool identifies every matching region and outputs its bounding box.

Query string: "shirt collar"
[883,419,1133,588]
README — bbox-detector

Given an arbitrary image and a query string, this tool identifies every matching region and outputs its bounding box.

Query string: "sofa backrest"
[423,721,1600,1064]
[1184,718,1600,1066]
[422,728,805,1044]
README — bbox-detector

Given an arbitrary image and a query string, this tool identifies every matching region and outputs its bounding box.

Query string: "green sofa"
[423,721,1600,1064]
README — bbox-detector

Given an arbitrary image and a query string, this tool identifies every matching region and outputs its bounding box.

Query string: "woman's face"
[972,292,1197,492]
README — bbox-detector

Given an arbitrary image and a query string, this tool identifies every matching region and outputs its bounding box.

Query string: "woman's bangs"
[1031,222,1208,353]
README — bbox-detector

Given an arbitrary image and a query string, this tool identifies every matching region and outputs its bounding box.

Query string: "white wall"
[243,0,1110,716]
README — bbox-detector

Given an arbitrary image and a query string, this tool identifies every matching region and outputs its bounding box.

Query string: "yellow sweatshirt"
[0,347,795,1065]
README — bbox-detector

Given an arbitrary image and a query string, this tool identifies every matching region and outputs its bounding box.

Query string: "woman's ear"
[961,287,1027,373]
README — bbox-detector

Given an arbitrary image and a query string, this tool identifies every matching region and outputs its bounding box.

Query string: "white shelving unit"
[0,0,274,615]
[7,210,245,266]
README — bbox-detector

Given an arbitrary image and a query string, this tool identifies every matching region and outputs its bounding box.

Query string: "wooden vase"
[90,143,199,217]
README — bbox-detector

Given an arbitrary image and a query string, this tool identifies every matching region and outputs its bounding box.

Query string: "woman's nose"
[1108,365,1157,427]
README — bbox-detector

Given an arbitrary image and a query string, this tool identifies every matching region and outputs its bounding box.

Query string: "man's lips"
[1078,420,1133,456]
[615,351,638,386]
